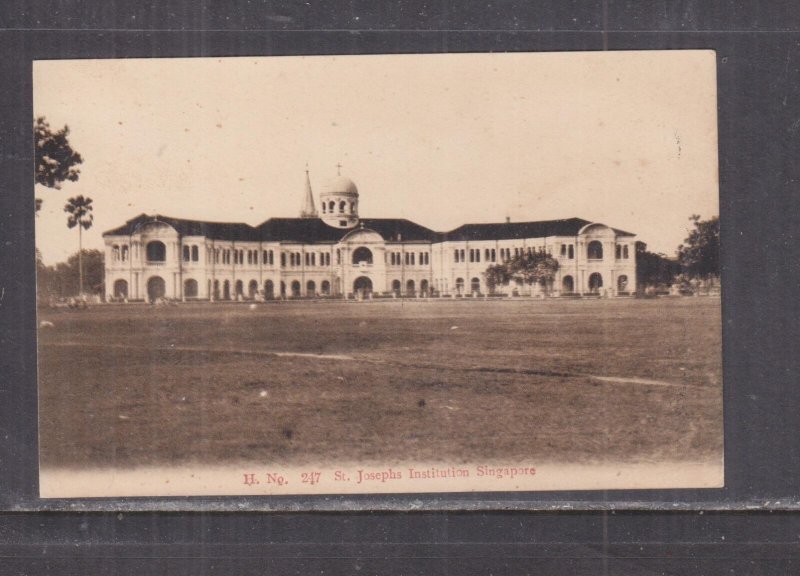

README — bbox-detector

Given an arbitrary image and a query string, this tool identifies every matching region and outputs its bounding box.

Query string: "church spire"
[300,164,318,218]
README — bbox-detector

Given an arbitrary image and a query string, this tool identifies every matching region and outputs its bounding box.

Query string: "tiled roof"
[441,218,635,241]
[104,214,634,243]
[104,215,439,243]
[102,214,260,241]
[257,218,439,243]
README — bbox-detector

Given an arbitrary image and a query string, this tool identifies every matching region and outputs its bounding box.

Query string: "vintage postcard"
[34,51,722,498]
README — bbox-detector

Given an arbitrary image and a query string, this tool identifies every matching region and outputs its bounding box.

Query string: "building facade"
[103,172,637,302]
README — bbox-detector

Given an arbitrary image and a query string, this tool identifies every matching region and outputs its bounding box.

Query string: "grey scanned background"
[0,0,799,573]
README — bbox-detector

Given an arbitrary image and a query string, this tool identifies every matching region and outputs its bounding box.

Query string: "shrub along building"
[103,171,637,302]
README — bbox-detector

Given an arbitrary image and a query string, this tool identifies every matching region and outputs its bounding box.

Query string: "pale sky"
[34,51,718,264]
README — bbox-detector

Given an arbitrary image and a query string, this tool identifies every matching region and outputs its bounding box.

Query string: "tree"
[677,215,720,282]
[37,249,104,301]
[635,241,680,291]
[64,195,94,295]
[34,116,83,211]
[484,251,559,294]
[484,263,512,293]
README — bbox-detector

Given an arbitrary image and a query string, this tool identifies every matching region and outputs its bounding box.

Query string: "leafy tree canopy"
[34,116,83,211]
[37,249,104,299]
[635,241,680,289]
[484,251,559,292]
[677,215,720,280]
[65,195,94,230]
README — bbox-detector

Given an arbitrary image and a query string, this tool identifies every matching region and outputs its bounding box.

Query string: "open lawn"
[38,297,722,469]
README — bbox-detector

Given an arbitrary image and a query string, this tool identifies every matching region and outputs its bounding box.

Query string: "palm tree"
[64,195,93,295]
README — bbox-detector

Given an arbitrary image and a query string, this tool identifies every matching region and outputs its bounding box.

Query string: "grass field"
[37,297,723,469]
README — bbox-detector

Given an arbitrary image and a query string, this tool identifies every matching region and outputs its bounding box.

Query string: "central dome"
[319,173,360,229]
[320,175,358,196]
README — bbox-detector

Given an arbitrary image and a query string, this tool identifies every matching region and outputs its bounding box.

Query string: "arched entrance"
[406,279,415,296]
[264,280,274,299]
[420,279,429,296]
[562,275,574,293]
[588,272,603,294]
[235,280,244,299]
[391,279,401,295]
[470,277,481,294]
[306,280,316,296]
[113,279,128,299]
[617,275,629,293]
[248,280,259,299]
[455,278,465,295]
[353,276,373,298]
[291,281,301,298]
[321,280,330,295]
[223,280,231,300]
[147,276,166,302]
[184,278,198,298]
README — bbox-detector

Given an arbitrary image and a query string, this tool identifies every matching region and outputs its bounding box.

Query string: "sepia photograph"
[33,51,722,497]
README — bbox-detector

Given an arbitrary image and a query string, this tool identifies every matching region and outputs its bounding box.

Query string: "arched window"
[568,245,574,259]
[213,280,220,300]
[328,200,335,212]
[113,279,128,298]
[392,279,401,294]
[306,280,316,296]
[235,280,244,297]
[617,275,629,293]
[350,202,355,214]
[406,279,415,295]
[321,202,327,214]
[562,275,574,293]
[248,280,259,299]
[121,245,129,262]
[455,278,465,295]
[587,241,603,260]
[184,278,198,298]
[291,281,301,297]
[112,244,120,261]
[183,246,191,262]
[191,245,198,261]
[146,241,166,262]
[471,277,481,294]
[321,280,330,295]
[352,247,373,265]
[339,200,346,213]
[623,245,629,259]
[588,272,603,293]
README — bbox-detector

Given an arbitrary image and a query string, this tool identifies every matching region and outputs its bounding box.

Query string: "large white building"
[103,171,637,302]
